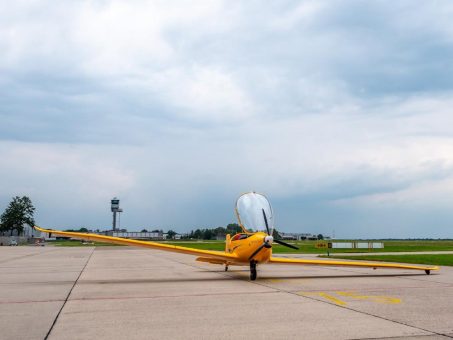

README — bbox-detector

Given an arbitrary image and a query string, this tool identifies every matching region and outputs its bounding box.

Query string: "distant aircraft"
[34,192,438,280]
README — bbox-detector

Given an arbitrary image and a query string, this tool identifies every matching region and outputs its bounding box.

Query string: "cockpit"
[231,233,249,241]
[235,192,274,235]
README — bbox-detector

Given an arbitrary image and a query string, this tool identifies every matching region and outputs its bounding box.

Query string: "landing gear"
[225,265,229,272]
[425,270,430,275]
[250,261,257,281]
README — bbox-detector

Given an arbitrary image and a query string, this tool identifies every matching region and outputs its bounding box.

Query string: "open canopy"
[235,192,274,234]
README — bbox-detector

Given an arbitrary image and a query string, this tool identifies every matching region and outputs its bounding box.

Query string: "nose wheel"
[250,261,257,280]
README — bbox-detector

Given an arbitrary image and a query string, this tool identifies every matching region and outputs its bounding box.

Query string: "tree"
[226,223,242,234]
[193,229,202,239]
[317,234,324,240]
[141,229,148,233]
[0,196,35,235]
[167,230,177,239]
[203,229,213,240]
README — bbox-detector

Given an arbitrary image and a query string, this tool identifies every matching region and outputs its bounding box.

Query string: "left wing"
[269,256,439,272]
[34,226,239,262]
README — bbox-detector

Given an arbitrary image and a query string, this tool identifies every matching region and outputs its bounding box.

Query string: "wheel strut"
[250,261,257,280]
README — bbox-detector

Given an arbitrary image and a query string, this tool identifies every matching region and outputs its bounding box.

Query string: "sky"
[1,0,453,238]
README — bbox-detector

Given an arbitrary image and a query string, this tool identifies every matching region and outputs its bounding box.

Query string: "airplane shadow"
[255,273,434,280]
[78,276,238,284]
[76,271,433,285]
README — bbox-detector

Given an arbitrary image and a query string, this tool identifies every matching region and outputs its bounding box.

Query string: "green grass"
[48,240,122,247]
[165,240,453,254]
[324,254,453,266]
[48,238,453,255]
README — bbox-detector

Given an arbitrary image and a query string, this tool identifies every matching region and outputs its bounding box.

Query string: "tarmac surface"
[1,246,452,340]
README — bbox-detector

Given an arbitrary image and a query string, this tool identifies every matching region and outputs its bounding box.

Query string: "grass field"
[325,254,453,266]
[164,240,453,254]
[48,240,122,247]
[48,239,453,254]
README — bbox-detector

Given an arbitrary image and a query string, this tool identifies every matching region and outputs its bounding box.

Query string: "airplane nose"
[264,235,273,247]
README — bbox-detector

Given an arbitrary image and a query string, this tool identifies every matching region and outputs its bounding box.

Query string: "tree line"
[184,224,285,240]
[0,196,320,241]
[140,224,245,240]
[186,223,243,240]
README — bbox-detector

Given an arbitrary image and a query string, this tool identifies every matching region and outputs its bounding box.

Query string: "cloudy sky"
[1,0,453,238]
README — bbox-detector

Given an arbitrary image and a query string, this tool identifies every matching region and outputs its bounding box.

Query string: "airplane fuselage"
[226,232,272,264]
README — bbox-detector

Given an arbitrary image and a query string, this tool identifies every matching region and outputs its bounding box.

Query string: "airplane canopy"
[235,192,274,235]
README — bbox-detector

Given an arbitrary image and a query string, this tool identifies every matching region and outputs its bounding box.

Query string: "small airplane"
[34,192,438,280]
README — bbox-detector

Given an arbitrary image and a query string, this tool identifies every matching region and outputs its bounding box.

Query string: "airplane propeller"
[248,209,299,260]
[274,238,299,250]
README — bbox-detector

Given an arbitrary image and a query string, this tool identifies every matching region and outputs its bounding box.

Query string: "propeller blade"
[274,239,299,250]
[262,209,270,235]
[248,243,266,261]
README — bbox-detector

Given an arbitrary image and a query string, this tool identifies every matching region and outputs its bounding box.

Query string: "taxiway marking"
[298,291,401,306]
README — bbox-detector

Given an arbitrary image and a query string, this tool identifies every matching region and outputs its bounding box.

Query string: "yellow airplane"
[34,192,438,280]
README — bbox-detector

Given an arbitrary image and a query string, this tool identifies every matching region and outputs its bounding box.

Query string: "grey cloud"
[2,1,453,237]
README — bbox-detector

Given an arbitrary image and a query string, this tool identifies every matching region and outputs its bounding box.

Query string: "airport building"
[108,231,164,240]
[279,232,320,240]
[0,225,45,245]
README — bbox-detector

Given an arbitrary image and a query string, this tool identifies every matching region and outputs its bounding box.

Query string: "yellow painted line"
[318,292,347,306]
[298,291,401,306]
[336,291,401,304]
[298,292,347,306]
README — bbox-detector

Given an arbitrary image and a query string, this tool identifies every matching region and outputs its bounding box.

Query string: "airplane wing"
[34,226,239,262]
[269,256,439,272]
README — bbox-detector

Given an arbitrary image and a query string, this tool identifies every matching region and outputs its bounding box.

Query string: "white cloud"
[149,66,256,122]
[2,1,453,236]
[0,141,136,225]
[270,1,326,31]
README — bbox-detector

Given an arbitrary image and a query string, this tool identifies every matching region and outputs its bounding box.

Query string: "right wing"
[269,256,439,272]
[34,226,239,262]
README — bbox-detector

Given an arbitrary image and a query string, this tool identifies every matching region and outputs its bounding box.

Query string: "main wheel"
[225,265,229,272]
[250,261,257,280]
[425,270,430,275]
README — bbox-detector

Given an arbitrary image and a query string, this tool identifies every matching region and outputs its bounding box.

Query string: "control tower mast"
[111,197,123,231]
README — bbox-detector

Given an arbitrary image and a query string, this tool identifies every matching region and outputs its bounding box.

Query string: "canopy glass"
[235,192,274,235]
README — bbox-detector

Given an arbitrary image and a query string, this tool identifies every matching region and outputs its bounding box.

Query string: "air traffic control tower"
[111,197,123,231]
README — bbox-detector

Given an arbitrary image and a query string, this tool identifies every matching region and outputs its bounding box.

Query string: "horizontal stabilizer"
[196,257,227,265]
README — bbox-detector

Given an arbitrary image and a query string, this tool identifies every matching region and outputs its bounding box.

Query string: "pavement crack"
[122,252,453,339]
[247,278,452,339]
[43,247,95,340]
